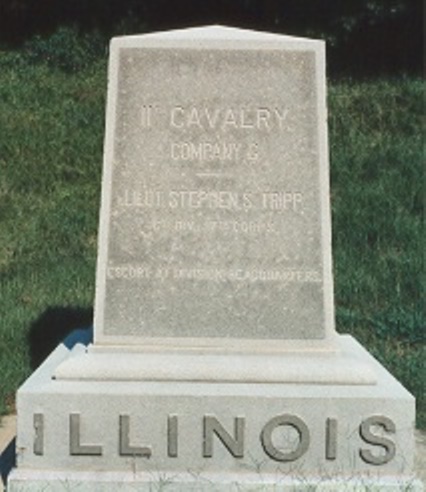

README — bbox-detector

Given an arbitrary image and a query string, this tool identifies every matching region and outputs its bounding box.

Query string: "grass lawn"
[0,49,424,426]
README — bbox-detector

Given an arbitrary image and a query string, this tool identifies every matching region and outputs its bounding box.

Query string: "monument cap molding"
[110,25,324,45]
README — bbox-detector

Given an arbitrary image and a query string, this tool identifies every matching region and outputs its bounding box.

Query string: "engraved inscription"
[171,141,242,162]
[34,412,397,466]
[106,266,321,283]
[117,189,303,212]
[169,106,288,131]
[100,47,328,340]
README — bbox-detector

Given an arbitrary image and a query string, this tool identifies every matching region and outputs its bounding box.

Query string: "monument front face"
[95,29,334,344]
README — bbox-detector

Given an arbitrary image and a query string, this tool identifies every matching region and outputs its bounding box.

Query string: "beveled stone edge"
[111,25,324,47]
[52,335,376,385]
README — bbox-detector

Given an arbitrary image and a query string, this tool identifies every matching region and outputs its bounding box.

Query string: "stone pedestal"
[7,26,422,491]
[9,333,421,490]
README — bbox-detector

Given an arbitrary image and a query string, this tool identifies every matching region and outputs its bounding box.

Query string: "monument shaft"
[95,36,334,344]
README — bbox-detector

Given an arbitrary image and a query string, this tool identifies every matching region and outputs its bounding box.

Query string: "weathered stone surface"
[94,26,334,345]
[7,335,422,491]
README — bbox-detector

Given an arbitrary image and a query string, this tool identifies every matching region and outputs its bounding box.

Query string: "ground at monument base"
[7,468,424,491]
[7,333,423,491]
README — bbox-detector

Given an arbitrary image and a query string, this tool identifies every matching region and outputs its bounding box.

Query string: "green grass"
[0,52,106,412]
[329,79,425,426]
[0,49,424,426]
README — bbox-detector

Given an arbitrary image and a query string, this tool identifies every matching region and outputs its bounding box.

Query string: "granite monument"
[8,26,422,491]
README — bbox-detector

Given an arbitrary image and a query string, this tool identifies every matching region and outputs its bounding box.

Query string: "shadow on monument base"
[27,306,93,370]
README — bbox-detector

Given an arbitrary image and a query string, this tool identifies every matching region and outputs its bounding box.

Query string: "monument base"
[7,333,422,491]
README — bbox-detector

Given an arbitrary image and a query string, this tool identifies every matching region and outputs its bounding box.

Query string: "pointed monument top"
[111,25,322,49]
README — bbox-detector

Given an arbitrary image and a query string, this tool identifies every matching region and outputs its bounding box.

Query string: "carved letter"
[170,106,184,128]
[168,414,178,458]
[223,109,238,129]
[119,415,151,457]
[326,418,337,460]
[69,414,103,456]
[359,415,396,465]
[274,108,289,129]
[33,413,44,456]
[257,108,271,130]
[261,414,310,462]
[188,108,202,128]
[140,105,152,128]
[204,108,221,129]
[203,415,244,458]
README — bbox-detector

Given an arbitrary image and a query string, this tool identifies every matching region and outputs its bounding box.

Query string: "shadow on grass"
[0,437,15,488]
[27,306,93,370]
